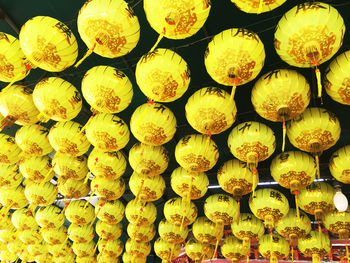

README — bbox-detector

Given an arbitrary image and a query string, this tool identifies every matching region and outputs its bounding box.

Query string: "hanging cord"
[282,121,286,152]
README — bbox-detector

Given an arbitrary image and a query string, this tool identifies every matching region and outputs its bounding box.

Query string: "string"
[282,121,286,152]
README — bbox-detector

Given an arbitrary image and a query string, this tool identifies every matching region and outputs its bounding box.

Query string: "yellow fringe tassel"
[258,0,263,14]
[149,34,164,53]
[135,179,145,204]
[315,68,322,98]
[346,244,349,263]
[84,190,96,209]
[282,121,286,152]
[294,193,300,221]
[315,155,320,180]
[74,43,96,68]
[84,171,92,184]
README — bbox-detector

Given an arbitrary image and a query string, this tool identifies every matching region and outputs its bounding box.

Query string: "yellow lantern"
[0,164,22,189]
[72,240,95,258]
[96,199,125,224]
[49,121,91,157]
[249,188,289,228]
[98,239,123,257]
[274,2,345,98]
[19,16,78,72]
[97,253,119,263]
[19,228,43,245]
[91,177,125,200]
[298,230,331,263]
[76,0,140,64]
[0,250,17,262]
[164,197,197,227]
[96,220,122,240]
[0,85,39,126]
[186,87,237,135]
[41,225,67,245]
[324,210,350,240]
[68,224,94,244]
[33,77,82,122]
[125,199,157,226]
[175,134,219,172]
[129,142,169,177]
[0,227,16,244]
[85,113,130,152]
[34,252,55,263]
[57,177,90,199]
[123,252,146,263]
[27,242,48,257]
[154,237,181,262]
[258,234,290,262]
[125,238,151,258]
[136,48,190,103]
[11,208,37,231]
[19,248,36,262]
[82,65,133,113]
[329,145,350,184]
[204,194,238,227]
[158,219,188,244]
[231,0,287,14]
[171,167,208,201]
[0,134,21,165]
[192,217,220,245]
[47,240,73,257]
[24,181,57,207]
[19,155,54,183]
[15,125,53,156]
[221,235,248,263]
[0,184,28,210]
[130,102,176,146]
[52,154,88,181]
[65,200,95,225]
[35,205,64,229]
[205,28,265,97]
[77,256,97,263]
[7,238,24,254]
[324,50,350,105]
[129,173,165,202]
[297,182,335,220]
[185,238,215,261]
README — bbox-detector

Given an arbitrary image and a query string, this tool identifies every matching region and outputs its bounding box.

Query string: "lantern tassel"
[91,202,103,226]
[258,0,263,14]
[315,155,320,180]
[346,244,349,263]
[61,201,70,215]
[230,78,239,100]
[282,121,286,152]
[135,179,145,204]
[135,203,145,226]
[318,222,322,246]
[293,191,300,221]
[247,254,249,263]
[83,171,92,184]
[212,238,219,259]
[93,236,102,253]
[315,68,322,98]
[37,111,51,123]
[212,222,223,259]
[77,110,98,137]
[28,203,37,216]
[168,243,176,262]
[150,34,163,53]
[39,164,55,186]
[252,167,257,198]
[84,190,96,209]
[236,199,240,225]
[74,43,97,68]
[291,242,294,263]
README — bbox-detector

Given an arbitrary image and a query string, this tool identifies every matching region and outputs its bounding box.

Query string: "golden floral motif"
[261,251,286,260]
[176,183,202,199]
[49,238,62,245]
[32,36,62,68]
[163,232,184,243]
[23,142,43,156]
[30,194,47,206]
[294,129,335,152]
[55,138,80,156]
[130,215,149,226]
[0,154,10,164]
[235,142,269,162]
[94,85,121,112]
[45,99,67,119]
[99,188,118,200]
[93,131,118,150]
[72,236,88,243]
[72,215,87,225]
[102,232,117,240]
[132,233,149,242]
[225,253,245,261]
[140,187,158,201]
[138,159,161,175]
[328,221,350,233]
[181,153,210,172]
[78,251,91,258]
[340,170,350,183]
[302,248,329,257]
[158,251,171,259]
[338,78,350,104]
[0,54,14,79]
[237,0,277,9]
[197,233,217,244]
[279,227,307,238]
[95,165,116,179]
[235,230,259,240]
[101,212,118,224]
[146,69,178,101]
[42,220,56,229]
[0,178,11,187]
[302,201,334,215]
[64,188,83,199]
[286,25,336,65]
[211,211,233,224]
[256,207,284,222]
[138,123,167,145]
[192,108,228,134]
[25,168,44,181]
[188,252,203,260]
[170,214,191,226]
[223,178,253,196]
[279,171,312,189]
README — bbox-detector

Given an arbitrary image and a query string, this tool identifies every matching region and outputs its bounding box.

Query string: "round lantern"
[19,16,78,71]
[324,50,350,105]
[27,242,48,257]
[11,208,37,231]
[85,113,130,152]
[221,235,248,262]
[158,219,188,244]
[52,154,88,181]
[125,199,157,226]
[249,188,289,228]
[82,65,133,113]
[7,238,24,254]
[91,177,125,200]
[0,164,22,189]
[298,230,331,263]
[72,241,95,258]
[231,0,287,14]
[329,145,350,184]
[24,181,57,207]
[65,200,95,225]
[130,102,176,146]
[33,77,82,122]
[127,223,156,243]
[164,197,197,227]
[15,125,53,156]
[136,48,190,102]
[0,134,21,165]
[324,210,350,240]
[19,229,43,245]
[154,238,181,262]
[0,184,28,210]
[98,239,123,257]
[185,87,237,135]
[123,252,147,263]
[57,177,90,199]
[125,239,151,258]
[129,173,165,202]
[205,28,265,97]
[204,194,238,227]
[192,217,220,245]
[35,205,64,229]
[129,142,169,177]
[19,155,54,183]
[258,234,290,262]
[96,220,122,240]
[96,199,125,224]
[68,224,94,244]
[175,134,219,172]
[185,238,215,261]
[48,121,91,157]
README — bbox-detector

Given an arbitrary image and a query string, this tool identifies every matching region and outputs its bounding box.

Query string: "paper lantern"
[164,197,197,227]
[298,231,331,263]
[185,238,215,261]
[57,177,90,199]
[129,142,169,177]
[82,65,133,113]
[249,188,289,228]
[205,28,265,97]
[158,219,188,244]
[0,184,28,210]
[0,164,22,189]
[130,102,176,146]
[0,134,21,165]
[65,200,95,225]
[175,134,219,172]
[91,177,125,200]
[221,235,248,262]
[204,194,238,227]
[129,173,165,202]
[24,181,57,207]
[27,242,48,257]
[154,238,181,262]
[41,226,68,245]
[15,125,53,156]
[324,210,350,239]
[19,155,54,183]
[11,208,37,231]
[98,239,123,257]
[35,205,64,229]
[85,113,130,152]
[136,48,190,102]
[186,87,237,135]
[329,145,350,184]
[125,199,157,226]
[72,240,95,258]
[19,16,78,71]
[258,234,290,262]
[19,228,43,245]
[231,0,287,14]
[125,239,151,258]
[68,224,94,244]
[52,154,89,181]
[48,121,91,157]
[96,199,125,224]
[324,50,350,105]
[33,77,82,122]
[123,253,146,263]
[192,216,220,245]
[96,220,123,240]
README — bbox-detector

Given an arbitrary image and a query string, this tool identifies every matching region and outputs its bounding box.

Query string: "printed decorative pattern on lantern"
[0,154,11,164]
[175,183,203,199]
[261,251,286,259]
[138,159,161,176]
[181,153,211,172]
[138,187,158,201]
[235,142,269,162]
[239,0,279,9]
[33,36,62,68]
[302,201,334,215]
[302,247,329,257]
[210,212,233,224]
[338,78,350,104]
[55,139,80,156]
[43,99,68,119]
[146,69,179,101]
[279,171,312,189]
[278,227,308,238]
[196,233,217,244]
[0,54,15,79]
[235,230,260,240]
[192,108,228,134]
[137,124,167,145]
[101,212,119,224]
[256,207,284,221]
[25,168,46,181]
[93,85,121,112]
[328,221,350,233]
[22,142,43,156]
[94,165,117,179]
[223,178,253,196]
[93,131,119,150]
[294,129,335,152]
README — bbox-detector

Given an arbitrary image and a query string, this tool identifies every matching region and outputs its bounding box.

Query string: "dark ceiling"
[0,0,350,262]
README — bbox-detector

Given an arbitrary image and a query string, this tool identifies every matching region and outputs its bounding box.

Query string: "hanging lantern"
[324,210,350,240]
[57,177,90,199]
[130,102,176,146]
[258,234,290,262]
[205,28,265,97]
[11,208,37,231]
[192,216,220,245]
[72,240,95,258]
[68,224,94,244]
[24,181,57,207]
[85,113,130,152]
[27,242,48,257]
[19,228,43,245]
[0,184,28,210]
[65,200,95,226]
[33,77,82,122]
[76,0,140,65]
[19,155,54,183]
[154,238,181,262]
[19,16,78,72]
[96,220,123,240]
[221,235,248,263]
[48,240,72,257]
[175,134,219,172]
[274,2,345,99]
[158,219,188,244]
[96,199,125,224]
[324,50,350,105]
[129,173,165,202]
[35,205,64,229]
[48,121,91,157]
[164,197,197,227]
[204,194,238,227]
[125,239,151,258]
[91,177,125,201]
[186,87,237,135]
[98,239,123,257]
[82,66,133,114]
[185,238,215,261]
[15,125,53,156]
[297,182,335,220]
[0,164,22,189]
[230,0,287,14]
[41,226,68,245]
[136,48,190,102]
[0,134,21,165]
[129,142,169,177]
[249,188,289,229]
[298,230,331,263]
[329,145,350,184]
[127,223,156,243]
[0,85,39,126]
[52,154,88,181]
[125,199,157,227]
[123,253,146,263]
